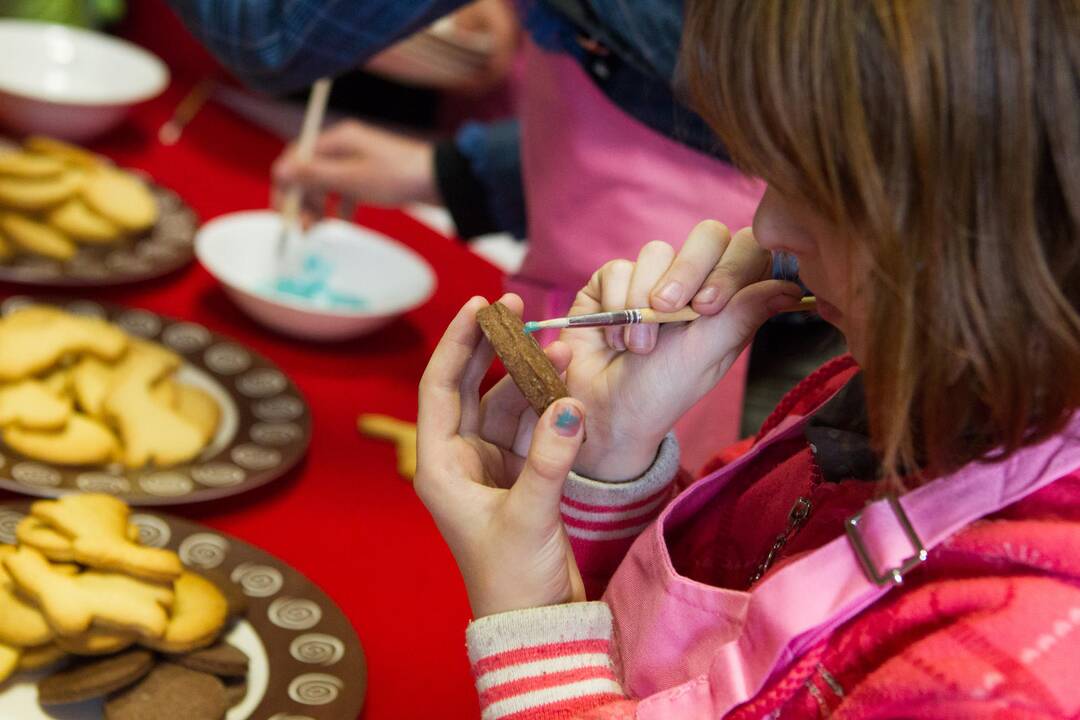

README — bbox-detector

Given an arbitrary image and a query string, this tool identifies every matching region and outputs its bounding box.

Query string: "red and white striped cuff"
[562,434,680,542]
[467,602,625,720]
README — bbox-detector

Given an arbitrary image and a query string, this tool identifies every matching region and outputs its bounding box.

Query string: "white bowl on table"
[0,20,169,141]
[195,210,437,341]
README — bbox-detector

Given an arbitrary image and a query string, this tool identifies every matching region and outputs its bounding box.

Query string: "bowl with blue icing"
[195,211,436,341]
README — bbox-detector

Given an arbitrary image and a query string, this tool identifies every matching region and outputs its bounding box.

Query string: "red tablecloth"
[0,82,503,719]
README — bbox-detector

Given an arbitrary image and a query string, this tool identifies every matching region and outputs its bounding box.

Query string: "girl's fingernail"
[655,281,683,306]
[627,324,650,351]
[695,286,719,305]
[612,329,626,352]
[553,403,582,437]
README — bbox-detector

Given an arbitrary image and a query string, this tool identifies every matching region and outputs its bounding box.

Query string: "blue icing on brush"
[264,252,369,311]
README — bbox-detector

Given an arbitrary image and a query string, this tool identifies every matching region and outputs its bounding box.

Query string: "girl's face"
[752,186,867,361]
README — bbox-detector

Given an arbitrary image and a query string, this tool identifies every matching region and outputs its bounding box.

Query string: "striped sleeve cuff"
[467,602,625,720]
[562,433,680,543]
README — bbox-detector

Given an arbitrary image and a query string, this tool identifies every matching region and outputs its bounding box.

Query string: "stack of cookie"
[0,304,220,468]
[0,493,249,718]
[0,136,158,262]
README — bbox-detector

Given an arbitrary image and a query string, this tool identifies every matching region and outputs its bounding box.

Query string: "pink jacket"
[465,357,1080,719]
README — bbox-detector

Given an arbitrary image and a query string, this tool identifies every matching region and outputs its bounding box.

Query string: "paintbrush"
[523,296,817,334]
[276,77,333,268]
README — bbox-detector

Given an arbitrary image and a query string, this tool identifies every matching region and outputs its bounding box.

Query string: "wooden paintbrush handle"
[640,307,702,324]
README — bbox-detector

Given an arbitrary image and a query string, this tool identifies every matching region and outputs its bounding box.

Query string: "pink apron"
[603,402,1080,718]
[509,40,766,466]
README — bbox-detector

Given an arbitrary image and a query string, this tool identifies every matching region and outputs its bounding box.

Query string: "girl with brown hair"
[416,1,1080,717]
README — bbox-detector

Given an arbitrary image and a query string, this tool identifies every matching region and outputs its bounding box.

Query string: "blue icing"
[263,252,369,311]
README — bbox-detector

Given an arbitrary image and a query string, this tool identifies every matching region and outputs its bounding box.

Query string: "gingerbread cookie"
[174,642,248,677]
[104,662,228,720]
[37,649,154,705]
[476,301,569,416]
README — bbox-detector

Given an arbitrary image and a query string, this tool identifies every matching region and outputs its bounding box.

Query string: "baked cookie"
[16,642,66,671]
[37,648,154,705]
[0,212,77,261]
[24,136,105,169]
[47,198,123,244]
[82,169,158,233]
[0,171,83,211]
[0,379,73,430]
[55,629,137,656]
[143,572,228,653]
[2,546,172,639]
[0,545,54,648]
[174,642,248,677]
[104,662,228,720]
[4,412,121,465]
[15,516,76,562]
[0,151,65,179]
[0,305,128,381]
[0,642,17,684]
[104,356,204,468]
[31,494,183,582]
[171,383,220,444]
[476,301,568,416]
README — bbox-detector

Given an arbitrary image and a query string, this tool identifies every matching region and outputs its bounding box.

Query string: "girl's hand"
[416,294,587,619]
[483,221,804,480]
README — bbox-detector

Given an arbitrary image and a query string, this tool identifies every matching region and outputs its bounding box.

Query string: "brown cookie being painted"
[174,641,248,677]
[476,302,568,416]
[37,648,154,705]
[104,662,227,720]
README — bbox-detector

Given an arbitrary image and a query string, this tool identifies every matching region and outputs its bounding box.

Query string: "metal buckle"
[845,495,928,586]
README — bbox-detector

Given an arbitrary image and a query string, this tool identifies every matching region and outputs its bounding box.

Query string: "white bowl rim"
[0,19,169,107]
[195,210,438,320]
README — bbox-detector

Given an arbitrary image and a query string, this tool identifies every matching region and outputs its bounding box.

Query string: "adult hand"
[416,294,587,619]
[272,119,439,226]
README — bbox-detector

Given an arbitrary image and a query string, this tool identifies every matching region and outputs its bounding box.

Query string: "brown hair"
[682,1,1080,481]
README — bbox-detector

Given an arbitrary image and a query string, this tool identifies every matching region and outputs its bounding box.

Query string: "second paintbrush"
[523,296,817,334]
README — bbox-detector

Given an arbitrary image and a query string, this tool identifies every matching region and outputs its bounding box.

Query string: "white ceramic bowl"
[196,210,437,341]
[0,20,169,141]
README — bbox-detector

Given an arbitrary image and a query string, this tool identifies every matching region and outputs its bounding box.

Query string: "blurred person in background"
[167,0,780,463]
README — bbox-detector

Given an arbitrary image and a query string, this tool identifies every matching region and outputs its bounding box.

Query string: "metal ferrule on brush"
[565,309,642,328]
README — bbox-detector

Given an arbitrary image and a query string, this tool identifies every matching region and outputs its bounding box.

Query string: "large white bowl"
[196,211,437,341]
[0,20,169,141]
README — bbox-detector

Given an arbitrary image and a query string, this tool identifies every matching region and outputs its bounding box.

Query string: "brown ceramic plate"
[0,501,367,719]
[0,296,311,505]
[0,177,197,287]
